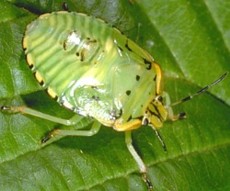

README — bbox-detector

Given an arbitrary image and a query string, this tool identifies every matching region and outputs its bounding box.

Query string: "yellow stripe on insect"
[22,36,28,49]
[39,13,51,19]
[35,71,43,84]
[26,53,34,67]
[152,62,162,95]
[47,87,57,99]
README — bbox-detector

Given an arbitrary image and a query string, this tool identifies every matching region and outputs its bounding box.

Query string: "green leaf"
[0,0,229,191]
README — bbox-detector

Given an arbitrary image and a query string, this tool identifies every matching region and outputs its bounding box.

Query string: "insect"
[1,11,227,190]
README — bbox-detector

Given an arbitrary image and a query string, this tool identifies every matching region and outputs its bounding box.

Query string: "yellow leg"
[113,119,142,131]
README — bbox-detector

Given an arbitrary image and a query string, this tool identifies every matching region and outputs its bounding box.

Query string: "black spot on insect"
[28,64,34,69]
[92,95,100,101]
[153,75,156,81]
[63,41,67,50]
[144,58,151,70]
[126,90,131,96]
[39,80,45,86]
[91,86,98,89]
[86,38,97,44]
[136,75,140,81]
[125,40,132,51]
[128,115,132,121]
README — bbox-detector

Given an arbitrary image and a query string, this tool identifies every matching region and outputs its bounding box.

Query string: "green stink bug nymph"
[1,11,227,190]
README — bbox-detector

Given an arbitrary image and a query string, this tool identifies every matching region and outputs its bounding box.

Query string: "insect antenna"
[170,72,228,107]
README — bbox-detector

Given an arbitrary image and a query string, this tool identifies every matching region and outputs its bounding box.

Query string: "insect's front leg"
[162,92,186,121]
[125,131,153,191]
[152,62,186,121]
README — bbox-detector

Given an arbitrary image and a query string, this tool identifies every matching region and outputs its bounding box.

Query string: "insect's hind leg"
[1,105,101,145]
[1,105,82,126]
[42,121,101,146]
